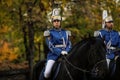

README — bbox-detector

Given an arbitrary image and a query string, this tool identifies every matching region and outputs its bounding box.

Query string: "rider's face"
[105,21,114,29]
[53,19,61,29]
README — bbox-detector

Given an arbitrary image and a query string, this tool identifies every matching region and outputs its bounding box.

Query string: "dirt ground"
[0,74,27,80]
[0,61,29,80]
[0,61,29,71]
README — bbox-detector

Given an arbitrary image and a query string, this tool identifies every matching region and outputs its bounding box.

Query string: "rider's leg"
[106,53,115,69]
[106,58,110,68]
[44,59,55,78]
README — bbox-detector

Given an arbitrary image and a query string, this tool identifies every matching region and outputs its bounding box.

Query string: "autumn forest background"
[0,0,120,70]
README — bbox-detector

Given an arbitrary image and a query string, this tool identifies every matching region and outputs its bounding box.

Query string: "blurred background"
[0,0,120,80]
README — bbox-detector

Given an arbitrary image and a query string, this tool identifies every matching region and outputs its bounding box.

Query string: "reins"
[63,55,107,80]
[63,55,89,80]
[63,55,89,73]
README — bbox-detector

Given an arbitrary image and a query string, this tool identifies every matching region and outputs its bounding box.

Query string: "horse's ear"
[82,34,90,39]
[84,34,87,39]
[88,33,91,38]
[79,35,84,40]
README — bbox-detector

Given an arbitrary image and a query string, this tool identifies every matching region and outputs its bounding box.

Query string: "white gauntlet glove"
[61,51,68,55]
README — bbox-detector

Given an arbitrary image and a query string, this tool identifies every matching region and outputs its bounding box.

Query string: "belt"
[108,47,116,50]
[54,44,66,48]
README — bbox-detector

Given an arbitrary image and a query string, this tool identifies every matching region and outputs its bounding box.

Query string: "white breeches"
[44,60,55,78]
[106,58,110,68]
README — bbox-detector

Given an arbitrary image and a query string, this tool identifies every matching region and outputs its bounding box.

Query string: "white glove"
[61,51,68,55]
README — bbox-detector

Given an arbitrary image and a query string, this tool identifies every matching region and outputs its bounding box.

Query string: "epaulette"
[66,30,71,36]
[43,30,50,37]
[118,32,120,36]
[94,31,100,37]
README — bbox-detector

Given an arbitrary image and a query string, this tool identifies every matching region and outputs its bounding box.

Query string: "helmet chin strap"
[108,27,113,31]
[54,27,61,31]
[105,26,113,31]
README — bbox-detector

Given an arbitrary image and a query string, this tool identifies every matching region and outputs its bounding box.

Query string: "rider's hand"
[61,51,68,55]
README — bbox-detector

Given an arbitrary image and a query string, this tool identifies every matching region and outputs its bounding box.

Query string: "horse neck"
[67,42,89,68]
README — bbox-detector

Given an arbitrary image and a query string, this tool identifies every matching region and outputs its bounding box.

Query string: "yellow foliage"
[0,40,18,62]
[0,25,10,33]
[34,35,43,43]
[41,0,51,11]
[9,53,18,61]
[6,0,13,7]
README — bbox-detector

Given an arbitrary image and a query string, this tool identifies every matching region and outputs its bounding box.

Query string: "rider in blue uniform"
[94,16,120,67]
[41,15,72,80]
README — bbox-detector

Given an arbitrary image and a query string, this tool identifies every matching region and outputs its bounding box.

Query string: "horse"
[33,36,108,80]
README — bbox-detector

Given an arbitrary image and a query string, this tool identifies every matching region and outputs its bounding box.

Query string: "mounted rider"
[94,15,120,70]
[40,13,72,80]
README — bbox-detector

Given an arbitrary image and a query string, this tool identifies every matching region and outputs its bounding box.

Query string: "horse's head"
[68,37,108,79]
[87,37,108,79]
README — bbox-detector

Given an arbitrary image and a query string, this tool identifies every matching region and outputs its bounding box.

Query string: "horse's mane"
[67,35,106,67]
[69,35,106,54]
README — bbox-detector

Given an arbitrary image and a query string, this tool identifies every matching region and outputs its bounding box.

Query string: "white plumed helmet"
[104,16,113,22]
[51,16,62,21]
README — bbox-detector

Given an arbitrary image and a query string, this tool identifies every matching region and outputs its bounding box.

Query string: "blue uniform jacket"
[98,29,120,59]
[44,28,72,60]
